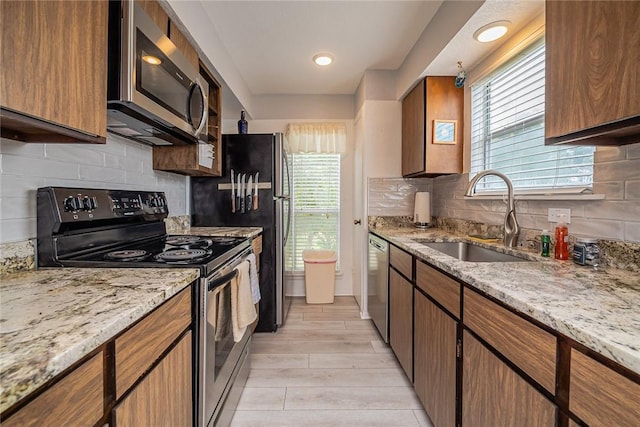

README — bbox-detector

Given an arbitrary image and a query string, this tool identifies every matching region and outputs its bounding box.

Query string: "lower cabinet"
[462,331,556,427]
[114,331,192,427]
[414,290,457,427]
[2,352,104,427]
[389,268,413,379]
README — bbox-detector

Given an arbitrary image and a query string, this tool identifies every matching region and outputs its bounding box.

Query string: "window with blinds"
[285,153,340,272]
[470,39,595,193]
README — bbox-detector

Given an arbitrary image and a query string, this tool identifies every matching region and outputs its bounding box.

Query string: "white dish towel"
[247,252,261,304]
[231,260,257,342]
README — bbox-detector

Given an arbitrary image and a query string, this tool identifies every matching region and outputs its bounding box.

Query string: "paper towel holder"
[413,191,432,229]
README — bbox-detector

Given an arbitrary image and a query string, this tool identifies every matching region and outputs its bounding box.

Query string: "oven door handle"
[208,269,238,292]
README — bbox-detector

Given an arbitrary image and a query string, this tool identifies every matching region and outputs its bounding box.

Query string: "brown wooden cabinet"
[114,332,192,427]
[389,268,413,380]
[569,348,640,427]
[463,288,556,394]
[153,63,222,176]
[545,1,640,146]
[401,76,464,177]
[414,290,457,427]
[462,331,556,427]
[0,1,107,144]
[2,352,104,427]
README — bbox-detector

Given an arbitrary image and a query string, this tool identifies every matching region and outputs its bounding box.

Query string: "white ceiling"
[197,0,544,98]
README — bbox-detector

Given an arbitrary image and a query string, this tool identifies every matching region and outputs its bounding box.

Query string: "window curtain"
[285,122,347,155]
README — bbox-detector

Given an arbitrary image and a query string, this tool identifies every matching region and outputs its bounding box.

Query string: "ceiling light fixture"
[473,21,511,43]
[313,53,333,66]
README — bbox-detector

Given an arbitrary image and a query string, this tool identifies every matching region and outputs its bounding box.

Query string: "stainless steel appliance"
[192,133,292,332]
[368,233,389,342]
[36,186,253,427]
[107,0,208,146]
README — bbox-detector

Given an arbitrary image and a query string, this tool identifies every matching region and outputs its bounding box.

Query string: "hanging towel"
[247,252,261,304]
[231,260,257,342]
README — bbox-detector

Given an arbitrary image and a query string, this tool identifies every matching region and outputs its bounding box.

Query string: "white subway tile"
[569,218,624,240]
[0,218,35,243]
[45,145,105,167]
[594,146,626,162]
[2,155,79,179]
[592,181,625,200]
[78,165,125,183]
[625,180,640,200]
[0,196,36,220]
[623,222,640,242]
[583,201,640,221]
[626,142,640,159]
[0,139,45,158]
[0,174,44,197]
[594,158,640,182]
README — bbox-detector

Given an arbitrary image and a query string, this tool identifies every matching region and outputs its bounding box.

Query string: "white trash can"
[302,250,337,304]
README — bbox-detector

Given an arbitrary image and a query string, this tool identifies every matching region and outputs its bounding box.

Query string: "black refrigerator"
[191,133,291,332]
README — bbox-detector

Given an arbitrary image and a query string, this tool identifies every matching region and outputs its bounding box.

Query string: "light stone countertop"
[371,226,640,376]
[0,267,199,413]
[188,226,263,239]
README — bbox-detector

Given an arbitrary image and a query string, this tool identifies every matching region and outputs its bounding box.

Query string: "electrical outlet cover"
[548,208,571,223]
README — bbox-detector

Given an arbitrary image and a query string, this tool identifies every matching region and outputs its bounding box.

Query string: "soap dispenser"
[554,214,569,260]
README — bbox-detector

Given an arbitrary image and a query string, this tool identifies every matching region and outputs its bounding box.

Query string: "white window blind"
[285,153,341,272]
[470,39,595,193]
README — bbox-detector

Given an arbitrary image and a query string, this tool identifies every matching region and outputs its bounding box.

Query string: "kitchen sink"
[416,241,531,263]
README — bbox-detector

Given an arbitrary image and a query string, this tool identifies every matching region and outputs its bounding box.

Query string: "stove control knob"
[83,196,97,211]
[64,196,82,212]
[148,197,158,208]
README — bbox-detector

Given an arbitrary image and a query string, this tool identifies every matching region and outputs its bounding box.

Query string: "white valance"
[285,122,347,154]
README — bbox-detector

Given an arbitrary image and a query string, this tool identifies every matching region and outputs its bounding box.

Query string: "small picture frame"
[433,120,457,145]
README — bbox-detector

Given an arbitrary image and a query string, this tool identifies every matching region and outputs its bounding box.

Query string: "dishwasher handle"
[369,237,387,251]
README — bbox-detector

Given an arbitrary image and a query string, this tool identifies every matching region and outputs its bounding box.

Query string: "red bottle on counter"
[554,214,569,260]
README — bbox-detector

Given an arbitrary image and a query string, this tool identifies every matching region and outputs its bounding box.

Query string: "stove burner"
[104,249,149,262]
[156,248,211,262]
[165,235,209,246]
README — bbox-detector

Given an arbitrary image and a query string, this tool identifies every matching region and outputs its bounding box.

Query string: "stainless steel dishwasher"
[367,233,389,343]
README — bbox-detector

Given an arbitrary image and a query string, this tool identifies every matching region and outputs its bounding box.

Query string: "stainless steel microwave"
[107,0,208,146]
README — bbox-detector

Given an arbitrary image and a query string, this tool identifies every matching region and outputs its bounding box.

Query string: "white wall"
[0,135,189,244]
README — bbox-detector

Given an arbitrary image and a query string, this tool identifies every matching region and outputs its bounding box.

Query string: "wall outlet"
[548,208,571,223]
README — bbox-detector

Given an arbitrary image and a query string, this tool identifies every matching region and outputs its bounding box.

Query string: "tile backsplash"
[368,177,433,217]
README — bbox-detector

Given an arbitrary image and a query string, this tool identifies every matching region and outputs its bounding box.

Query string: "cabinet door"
[462,331,556,427]
[389,268,413,379]
[402,79,425,176]
[569,348,640,427]
[3,353,103,427]
[114,332,193,427]
[169,21,199,70]
[414,290,457,427]
[1,1,107,139]
[136,0,169,34]
[545,1,640,143]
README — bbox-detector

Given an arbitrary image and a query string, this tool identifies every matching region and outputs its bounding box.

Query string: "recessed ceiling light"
[313,53,334,66]
[473,21,511,43]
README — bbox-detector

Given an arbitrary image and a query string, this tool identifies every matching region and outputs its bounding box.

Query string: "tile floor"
[230,296,434,426]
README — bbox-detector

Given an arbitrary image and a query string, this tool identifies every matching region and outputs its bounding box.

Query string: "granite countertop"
[371,226,640,376]
[188,226,263,239]
[0,267,199,413]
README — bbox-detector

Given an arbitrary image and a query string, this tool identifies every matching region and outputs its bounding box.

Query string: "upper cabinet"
[402,76,464,177]
[0,1,108,144]
[152,63,223,176]
[545,1,640,146]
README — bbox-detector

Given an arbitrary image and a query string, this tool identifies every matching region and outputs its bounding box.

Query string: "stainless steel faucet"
[464,170,520,248]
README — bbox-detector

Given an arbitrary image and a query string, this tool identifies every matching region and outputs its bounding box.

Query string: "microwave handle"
[193,79,208,137]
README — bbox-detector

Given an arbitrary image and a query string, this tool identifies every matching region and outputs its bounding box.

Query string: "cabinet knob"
[354,219,362,225]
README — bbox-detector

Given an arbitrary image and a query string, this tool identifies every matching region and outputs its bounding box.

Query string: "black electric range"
[36,186,250,275]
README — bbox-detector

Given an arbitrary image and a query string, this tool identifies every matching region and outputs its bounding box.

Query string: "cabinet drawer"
[464,288,556,393]
[416,261,460,319]
[390,245,412,280]
[570,348,640,426]
[115,286,191,398]
[4,352,103,427]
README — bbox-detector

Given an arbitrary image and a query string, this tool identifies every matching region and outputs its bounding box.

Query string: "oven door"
[199,248,253,427]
